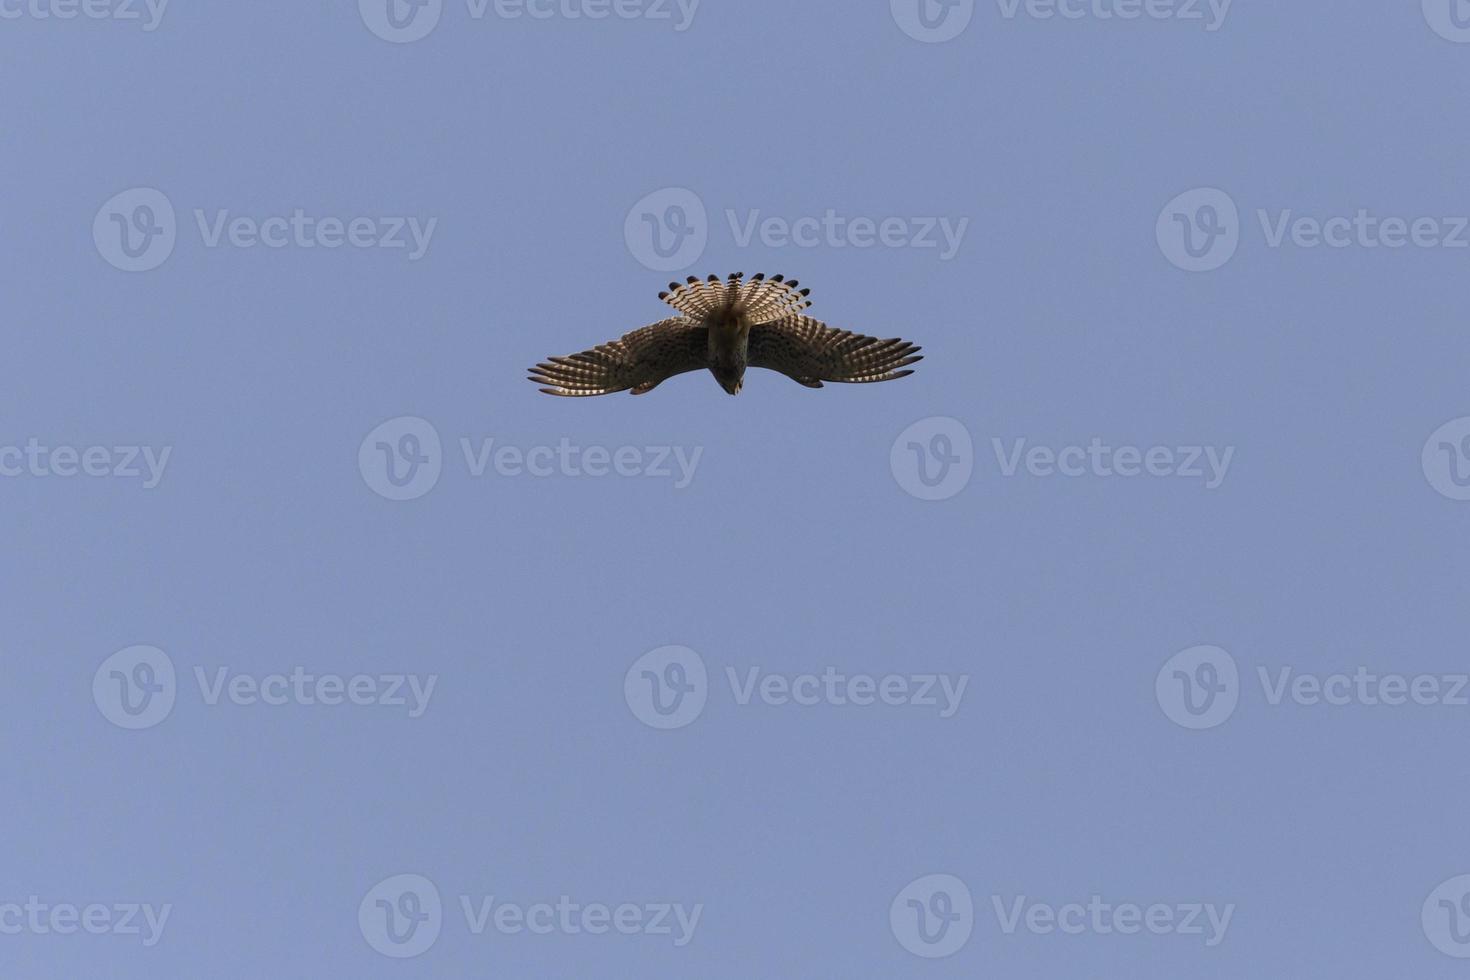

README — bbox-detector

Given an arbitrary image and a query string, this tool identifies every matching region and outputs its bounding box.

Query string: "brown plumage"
[528,273,923,397]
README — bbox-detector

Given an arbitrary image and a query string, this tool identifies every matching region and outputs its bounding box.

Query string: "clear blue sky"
[4,1,1470,976]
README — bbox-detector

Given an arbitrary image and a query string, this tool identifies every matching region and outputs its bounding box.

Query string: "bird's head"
[712,364,744,396]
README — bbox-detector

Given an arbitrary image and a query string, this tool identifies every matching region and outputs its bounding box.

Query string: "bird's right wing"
[529,318,709,396]
[747,315,922,388]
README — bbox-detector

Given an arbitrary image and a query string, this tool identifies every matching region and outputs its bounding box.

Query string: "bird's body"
[705,308,751,395]
[529,273,922,397]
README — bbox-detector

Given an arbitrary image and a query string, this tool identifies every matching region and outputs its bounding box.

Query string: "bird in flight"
[528,273,922,397]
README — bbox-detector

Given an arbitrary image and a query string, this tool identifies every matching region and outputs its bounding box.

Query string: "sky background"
[4,0,1470,976]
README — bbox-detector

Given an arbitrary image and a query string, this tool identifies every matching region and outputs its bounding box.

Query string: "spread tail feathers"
[658,272,812,324]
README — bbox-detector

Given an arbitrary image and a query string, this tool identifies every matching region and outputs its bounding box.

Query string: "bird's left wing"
[529,318,709,396]
[747,315,922,388]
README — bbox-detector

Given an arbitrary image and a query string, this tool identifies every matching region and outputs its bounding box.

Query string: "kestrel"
[528,273,922,396]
